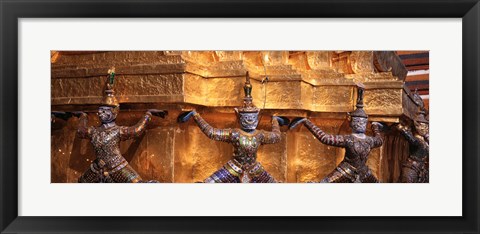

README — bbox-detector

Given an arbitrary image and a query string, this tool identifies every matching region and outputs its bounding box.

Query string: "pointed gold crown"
[101,67,119,108]
[237,71,260,113]
[349,83,368,118]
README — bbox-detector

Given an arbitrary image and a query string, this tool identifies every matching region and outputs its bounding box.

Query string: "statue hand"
[70,111,85,118]
[372,122,385,132]
[273,116,290,126]
[395,123,410,132]
[177,110,196,123]
[289,117,307,130]
[51,111,72,121]
[147,109,168,118]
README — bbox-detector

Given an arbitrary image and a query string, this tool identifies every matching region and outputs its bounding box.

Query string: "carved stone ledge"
[51,51,418,123]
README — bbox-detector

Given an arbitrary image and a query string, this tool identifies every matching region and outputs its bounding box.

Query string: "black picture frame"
[1,0,478,233]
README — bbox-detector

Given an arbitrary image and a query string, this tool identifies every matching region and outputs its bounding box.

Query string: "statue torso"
[343,134,375,169]
[231,129,263,167]
[90,125,125,169]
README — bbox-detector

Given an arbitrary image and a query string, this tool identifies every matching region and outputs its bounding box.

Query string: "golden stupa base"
[51,51,417,183]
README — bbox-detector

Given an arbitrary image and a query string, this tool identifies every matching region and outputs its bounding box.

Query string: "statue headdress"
[349,83,368,118]
[101,67,119,108]
[412,88,425,109]
[407,88,428,123]
[235,72,260,114]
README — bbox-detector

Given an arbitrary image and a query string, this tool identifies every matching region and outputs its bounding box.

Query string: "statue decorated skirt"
[200,127,280,183]
[401,156,428,183]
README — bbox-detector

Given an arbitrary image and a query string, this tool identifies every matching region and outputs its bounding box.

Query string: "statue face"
[238,112,259,132]
[98,106,117,123]
[414,121,429,136]
[350,117,367,134]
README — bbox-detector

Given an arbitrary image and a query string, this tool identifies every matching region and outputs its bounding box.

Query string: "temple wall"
[51,51,419,183]
[52,112,409,183]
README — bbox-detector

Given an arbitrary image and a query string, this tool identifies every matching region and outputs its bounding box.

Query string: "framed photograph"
[1,0,478,233]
